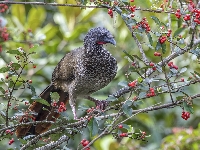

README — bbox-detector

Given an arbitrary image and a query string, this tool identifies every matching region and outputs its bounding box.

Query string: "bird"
[15,27,117,138]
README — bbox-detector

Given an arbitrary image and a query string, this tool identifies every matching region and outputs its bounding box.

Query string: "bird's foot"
[86,96,110,110]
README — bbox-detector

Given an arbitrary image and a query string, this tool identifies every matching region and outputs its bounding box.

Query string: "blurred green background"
[0,0,200,149]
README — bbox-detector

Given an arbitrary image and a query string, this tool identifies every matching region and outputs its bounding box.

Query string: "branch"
[0,1,175,14]
[35,135,69,150]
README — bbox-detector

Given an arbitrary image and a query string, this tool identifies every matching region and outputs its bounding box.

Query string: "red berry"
[28,80,32,83]
[181,78,184,82]
[118,124,123,128]
[149,62,154,67]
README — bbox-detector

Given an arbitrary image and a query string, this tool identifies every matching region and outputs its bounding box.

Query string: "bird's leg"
[69,94,78,120]
[85,96,110,110]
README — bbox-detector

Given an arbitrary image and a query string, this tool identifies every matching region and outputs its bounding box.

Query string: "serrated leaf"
[6,50,22,55]
[0,67,9,73]
[151,16,161,26]
[118,81,128,87]
[32,97,50,106]
[11,63,21,70]
[194,71,200,77]
[50,92,60,101]
[173,28,185,37]
[29,85,36,96]
[133,100,144,107]
[161,42,166,54]
[146,32,153,46]
[155,40,162,51]
[107,95,117,102]
[183,101,194,114]
[138,92,146,99]
[123,50,135,62]
[78,105,90,111]
[180,67,187,73]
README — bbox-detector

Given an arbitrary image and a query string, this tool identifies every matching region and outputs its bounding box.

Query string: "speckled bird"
[15,27,117,138]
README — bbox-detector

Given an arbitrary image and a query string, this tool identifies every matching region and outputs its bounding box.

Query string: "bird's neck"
[84,42,105,55]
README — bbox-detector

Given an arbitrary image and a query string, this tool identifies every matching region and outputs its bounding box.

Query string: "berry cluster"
[154,52,161,56]
[137,17,151,32]
[58,102,66,113]
[146,88,155,97]
[128,80,137,88]
[175,9,181,19]
[8,138,14,145]
[159,36,167,44]
[168,62,178,70]
[119,132,128,137]
[193,8,200,24]
[5,130,14,135]
[149,62,156,71]
[140,131,146,139]
[80,139,90,150]
[51,101,57,107]
[108,9,113,18]
[166,29,172,37]
[0,27,9,41]
[87,107,95,113]
[129,5,136,13]
[181,111,190,120]
[0,4,8,13]
[183,14,191,21]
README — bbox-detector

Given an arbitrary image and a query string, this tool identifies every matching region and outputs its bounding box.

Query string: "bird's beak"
[102,35,116,45]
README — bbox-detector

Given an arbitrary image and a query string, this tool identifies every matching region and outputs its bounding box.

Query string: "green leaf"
[31,97,50,106]
[0,67,9,73]
[0,87,4,94]
[182,102,194,114]
[8,81,14,88]
[137,76,143,83]
[11,63,21,70]
[123,50,135,62]
[132,55,142,61]
[190,48,200,58]
[106,95,117,102]
[78,105,90,111]
[88,118,99,137]
[180,67,187,73]
[138,92,146,99]
[194,71,200,77]
[146,32,153,46]
[50,92,60,101]
[6,50,22,55]
[173,28,185,37]
[122,100,133,117]
[118,81,128,87]
[176,96,185,101]
[161,42,166,54]
[29,85,36,96]
[155,41,162,51]
[151,16,161,26]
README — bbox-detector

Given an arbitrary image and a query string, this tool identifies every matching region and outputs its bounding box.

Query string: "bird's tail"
[15,85,69,138]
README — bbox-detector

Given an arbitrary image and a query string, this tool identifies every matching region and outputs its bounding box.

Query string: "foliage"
[0,0,200,150]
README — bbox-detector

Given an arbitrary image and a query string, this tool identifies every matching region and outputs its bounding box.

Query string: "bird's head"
[84,27,116,48]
